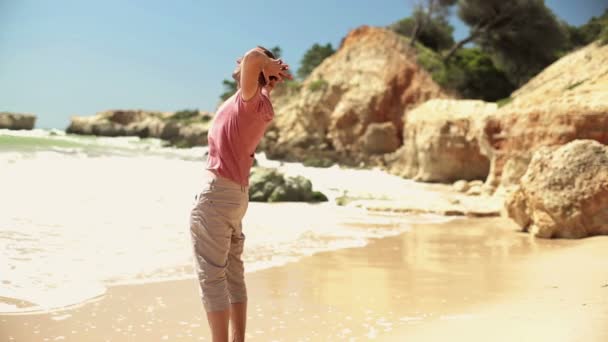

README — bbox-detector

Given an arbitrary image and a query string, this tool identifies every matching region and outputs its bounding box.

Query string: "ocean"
[0,129,450,314]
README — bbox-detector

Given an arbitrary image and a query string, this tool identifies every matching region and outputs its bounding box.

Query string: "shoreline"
[2,216,607,341]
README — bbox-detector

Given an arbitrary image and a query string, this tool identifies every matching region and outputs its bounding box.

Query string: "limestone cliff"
[262,26,446,165]
[388,99,496,182]
[479,41,608,190]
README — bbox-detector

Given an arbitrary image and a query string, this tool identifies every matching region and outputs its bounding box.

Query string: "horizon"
[1,0,607,129]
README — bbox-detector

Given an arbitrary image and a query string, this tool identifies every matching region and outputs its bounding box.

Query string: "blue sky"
[1,0,607,129]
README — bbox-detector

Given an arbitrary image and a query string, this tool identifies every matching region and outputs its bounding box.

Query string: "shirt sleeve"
[236,87,262,111]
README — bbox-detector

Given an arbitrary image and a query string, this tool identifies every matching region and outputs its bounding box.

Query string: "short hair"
[232,45,277,88]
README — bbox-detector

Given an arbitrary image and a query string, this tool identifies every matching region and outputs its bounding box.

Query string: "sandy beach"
[2,216,607,342]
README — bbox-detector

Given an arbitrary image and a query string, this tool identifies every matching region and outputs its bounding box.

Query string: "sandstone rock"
[468,180,484,188]
[466,185,482,196]
[453,180,469,193]
[505,140,608,238]
[263,26,446,165]
[0,112,36,130]
[480,42,608,190]
[361,122,400,154]
[389,99,495,182]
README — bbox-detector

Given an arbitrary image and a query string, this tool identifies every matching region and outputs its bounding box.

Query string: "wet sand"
[2,217,607,341]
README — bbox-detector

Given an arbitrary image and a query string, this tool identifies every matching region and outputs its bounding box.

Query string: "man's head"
[232,45,278,89]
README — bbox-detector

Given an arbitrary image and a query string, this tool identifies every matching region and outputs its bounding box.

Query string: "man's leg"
[226,231,247,341]
[191,201,232,341]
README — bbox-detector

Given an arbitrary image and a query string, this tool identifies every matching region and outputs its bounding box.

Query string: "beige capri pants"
[189,170,249,312]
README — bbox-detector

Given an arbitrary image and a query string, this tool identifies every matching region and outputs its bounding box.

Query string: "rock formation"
[387,99,496,182]
[262,25,446,165]
[67,110,212,147]
[479,41,608,190]
[0,112,36,130]
[505,140,608,238]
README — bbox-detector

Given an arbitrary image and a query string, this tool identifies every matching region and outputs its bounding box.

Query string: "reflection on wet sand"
[1,217,607,341]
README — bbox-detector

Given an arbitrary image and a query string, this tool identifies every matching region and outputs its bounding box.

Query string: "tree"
[564,8,608,48]
[297,43,335,80]
[403,0,457,49]
[439,48,515,101]
[219,79,237,102]
[219,45,283,101]
[270,46,282,59]
[446,0,568,85]
[390,7,455,51]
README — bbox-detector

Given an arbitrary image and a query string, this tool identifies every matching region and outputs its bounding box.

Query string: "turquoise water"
[0,128,205,159]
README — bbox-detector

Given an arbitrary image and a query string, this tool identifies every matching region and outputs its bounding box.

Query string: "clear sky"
[1,0,607,129]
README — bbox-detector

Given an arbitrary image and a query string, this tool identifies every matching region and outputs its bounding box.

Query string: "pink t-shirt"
[206,87,274,186]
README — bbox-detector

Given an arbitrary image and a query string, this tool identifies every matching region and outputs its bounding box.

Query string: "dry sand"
[2,217,607,341]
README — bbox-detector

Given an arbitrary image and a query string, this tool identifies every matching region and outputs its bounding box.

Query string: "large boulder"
[248,168,328,202]
[361,122,401,155]
[388,99,496,182]
[480,41,608,190]
[0,112,36,130]
[505,140,608,238]
[262,25,446,165]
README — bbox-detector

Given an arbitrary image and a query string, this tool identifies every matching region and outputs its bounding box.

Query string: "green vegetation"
[269,46,282,59]
[297,43,335,79]
[167,109,211,125]
[449,0,568,86]
[285,79,302,92]
[308,79,328,92]
[439,48,515,101]
[601,27,608,45]
[302,157,334,168]
[392,0,608,99]
[565,80,586,91]
[389,0,456,51]
[414,43,514,101]
[219,45,283,101]
[248,168,328,202]
[171,109,198,120]
[496,97,513,108]
[220,79,238,102]
[335,191,390,206]
[564,9,608,48]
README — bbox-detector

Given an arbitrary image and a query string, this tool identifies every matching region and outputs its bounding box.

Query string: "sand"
[2,216,607,341]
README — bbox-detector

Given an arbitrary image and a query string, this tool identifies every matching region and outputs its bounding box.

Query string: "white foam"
[0,133,450,313]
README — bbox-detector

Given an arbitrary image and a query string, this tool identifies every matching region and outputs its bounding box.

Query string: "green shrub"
[169,109,211,125]
[286,80,302,92]
[600,27,608,46]
[298,43,335,79]
[565,80,586,91]
[248,168,328,202]
[443,48,515,101]
[416,46,515,102]
[302,157,334,168]
[496,97,513,108]
[172,109,198,120]
[308,79,328,92]
[389,11,455,51]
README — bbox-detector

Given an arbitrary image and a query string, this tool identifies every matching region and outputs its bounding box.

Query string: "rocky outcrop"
[480,41,608,190]
[505,140,608,238]
[0,112,36,130]
[67,110,212,147]
[387,99,496,182]
[262,26,446,165]
[361,122,400,154]
[248,168,328,202]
